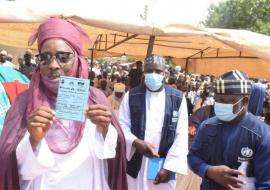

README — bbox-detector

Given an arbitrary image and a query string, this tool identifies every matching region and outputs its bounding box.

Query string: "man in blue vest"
[188,70,270,189]
[119,55,188,190]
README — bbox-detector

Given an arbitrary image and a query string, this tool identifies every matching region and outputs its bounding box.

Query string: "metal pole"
[185,58,189,80]
[146,35,155,57]
[90,48,94,72]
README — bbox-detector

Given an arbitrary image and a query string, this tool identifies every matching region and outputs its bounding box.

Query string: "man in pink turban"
[0,17,127,190]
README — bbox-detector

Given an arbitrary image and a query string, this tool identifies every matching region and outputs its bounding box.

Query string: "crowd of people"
[0,17,270,190]
[0,48,37,79]
[87,58,270,125]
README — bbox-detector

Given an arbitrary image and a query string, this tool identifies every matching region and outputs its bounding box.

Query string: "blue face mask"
[144,73,164,91]
[214,98,244,122]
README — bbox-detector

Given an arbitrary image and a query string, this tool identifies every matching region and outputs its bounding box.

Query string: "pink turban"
[29,17,89,55]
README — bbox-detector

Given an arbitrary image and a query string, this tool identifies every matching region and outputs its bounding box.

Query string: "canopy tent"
[0,1,270,79]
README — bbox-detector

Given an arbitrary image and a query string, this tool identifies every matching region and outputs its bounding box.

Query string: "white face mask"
[214,98,244,122]
[144,73,164,91]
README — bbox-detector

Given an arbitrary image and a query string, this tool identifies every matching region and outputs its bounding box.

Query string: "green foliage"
[96,57,111,63]
[203,0,270,35]
[127,56,135,62]
[95,56,135,63]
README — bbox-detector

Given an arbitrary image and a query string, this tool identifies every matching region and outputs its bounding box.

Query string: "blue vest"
[127,84,183,178]
[199,113,269,190]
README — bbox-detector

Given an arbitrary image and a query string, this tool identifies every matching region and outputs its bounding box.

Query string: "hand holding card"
[148,158,175,182]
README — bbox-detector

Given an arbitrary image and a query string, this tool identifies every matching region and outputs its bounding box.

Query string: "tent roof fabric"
[0,1,270,79]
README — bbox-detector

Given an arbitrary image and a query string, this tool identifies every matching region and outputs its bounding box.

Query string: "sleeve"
[163,96,188,175]
[118,91,137,161]
[16,131,55,181]
[187,122,209,178]
[253,131,270,189]
[94,123,118,159]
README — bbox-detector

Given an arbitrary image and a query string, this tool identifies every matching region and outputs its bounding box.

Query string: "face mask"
[144,73,164,91]
[41,74,59,93]
[214,98,244,122]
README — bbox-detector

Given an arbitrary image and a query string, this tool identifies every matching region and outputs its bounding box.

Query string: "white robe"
[119,88,188,190]
[2,60,17,69]
[16,119,117,190]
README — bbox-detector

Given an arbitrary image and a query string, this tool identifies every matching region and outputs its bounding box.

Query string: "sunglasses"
[36,51,74,65]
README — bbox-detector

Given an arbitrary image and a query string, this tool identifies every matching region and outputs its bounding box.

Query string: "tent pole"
[146,35,155,57]
[185,58,189,80]
[90,48,94,72]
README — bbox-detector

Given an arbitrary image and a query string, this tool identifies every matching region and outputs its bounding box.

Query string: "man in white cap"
[108,82,126,115]
[0,50,16,69]
[119,54,188,190]
[0,50,7,63]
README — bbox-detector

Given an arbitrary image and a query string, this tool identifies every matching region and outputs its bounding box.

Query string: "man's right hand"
[206,165,246,190]
[133,139,160,158]
[27,106,55,150]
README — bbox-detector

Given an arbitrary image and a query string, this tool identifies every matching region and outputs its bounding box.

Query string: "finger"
[152,153,160,158]
[225,175,246,185]
[29,121,52,129]
[227,184,235,190]
[228,169,245,176]
[88,104,109,111]
[148,143,158,150]
[148,149,160,158]
[231,182,245,189]
[146,148,160,158]
[146,144,160,157]
[87,110,112,118]
[32,115,53,124]
[29,122,46,127]
[89,116,111,123]
[35,109,55,120]
[146,153,160,158]
[29,108,55,121]
[35,106,55,115]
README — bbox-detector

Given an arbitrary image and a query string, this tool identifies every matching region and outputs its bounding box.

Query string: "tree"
[203,0,270,35]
